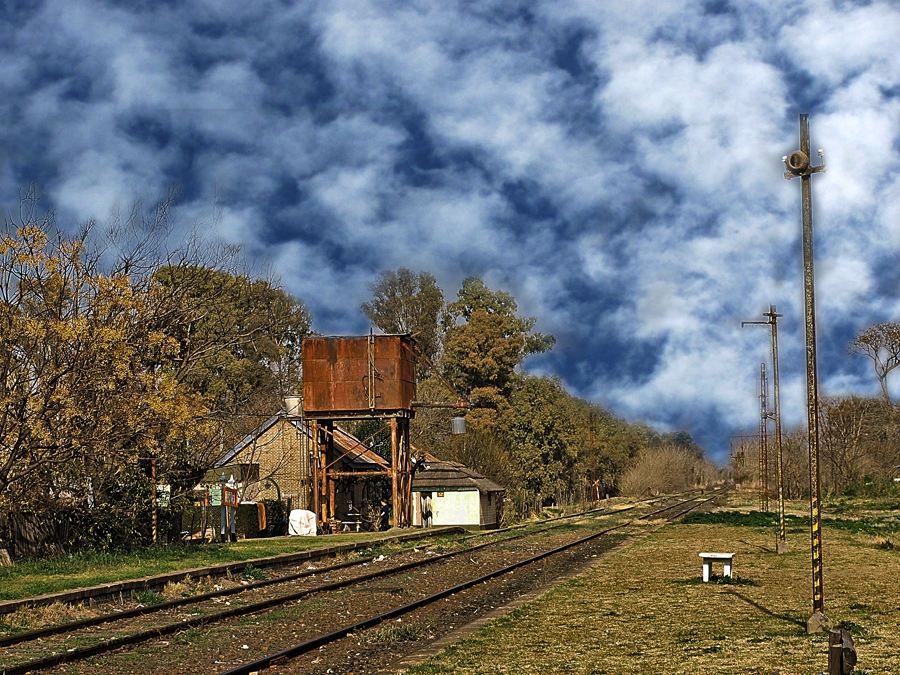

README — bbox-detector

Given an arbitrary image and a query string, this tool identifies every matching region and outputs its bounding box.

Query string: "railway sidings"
[0,492,720,675]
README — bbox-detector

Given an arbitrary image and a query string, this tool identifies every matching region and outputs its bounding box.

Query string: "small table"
[699,552,734,582]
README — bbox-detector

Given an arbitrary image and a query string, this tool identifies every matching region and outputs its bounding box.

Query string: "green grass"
[0,620,23,635]
[681,510,808,528]
[675,574,759,587]
[0,530,453,602]
[684,508,900,541]
[822,516,900,537]
[134,589,165,605]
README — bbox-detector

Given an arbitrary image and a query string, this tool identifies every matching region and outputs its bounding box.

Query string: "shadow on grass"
[674,576,805,629]
[739,538,773,553]
[675,574,758,587]
[725,590,806,629]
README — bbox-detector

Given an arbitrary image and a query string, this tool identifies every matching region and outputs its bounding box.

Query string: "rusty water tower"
[302,334,417,528]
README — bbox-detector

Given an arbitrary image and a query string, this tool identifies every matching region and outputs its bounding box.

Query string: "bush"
[242,563,269,581]
[134,589,165,605]
[619,445,721,496]
[842,477,900,498]
[261,499,288,537]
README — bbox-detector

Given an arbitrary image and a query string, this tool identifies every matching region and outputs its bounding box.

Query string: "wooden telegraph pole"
[782,113,830,633]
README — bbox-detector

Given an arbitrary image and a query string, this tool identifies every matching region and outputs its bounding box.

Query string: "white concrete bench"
[699,552,734,582]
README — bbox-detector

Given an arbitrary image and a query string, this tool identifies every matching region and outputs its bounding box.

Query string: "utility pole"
[151,454,158,545]
[782,113,830,633]
[758,362,770,512]
[589,409,597,503]
[766,306,788,554]
[742,305,788,552]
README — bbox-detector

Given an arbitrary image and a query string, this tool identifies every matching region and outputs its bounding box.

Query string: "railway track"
[0,492,717,675]
[220,492,719,675]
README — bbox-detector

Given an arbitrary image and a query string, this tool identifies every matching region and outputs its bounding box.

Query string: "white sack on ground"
[288,509,317,536]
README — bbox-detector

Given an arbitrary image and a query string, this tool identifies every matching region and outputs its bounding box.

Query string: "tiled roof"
[412,461,504,493]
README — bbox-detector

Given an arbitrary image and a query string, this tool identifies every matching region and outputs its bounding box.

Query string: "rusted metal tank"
[302,335,416,418]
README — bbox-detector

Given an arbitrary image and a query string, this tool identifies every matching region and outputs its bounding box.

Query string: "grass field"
[406,493,900,675]
[3,494,898,673]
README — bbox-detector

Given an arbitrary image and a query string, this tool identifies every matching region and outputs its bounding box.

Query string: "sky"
[2,0,900,464]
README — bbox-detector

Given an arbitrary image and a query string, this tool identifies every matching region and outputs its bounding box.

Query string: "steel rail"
[0,527,468,618]
[0,497,686,675]
[0,555,376,649]
[459,489,703,541]
[218,493,719,675]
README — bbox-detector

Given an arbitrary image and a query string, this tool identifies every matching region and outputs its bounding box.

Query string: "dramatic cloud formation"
[2,0,899,462]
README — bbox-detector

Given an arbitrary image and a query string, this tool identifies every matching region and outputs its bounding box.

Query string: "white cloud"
[779,2,900,87]
[3,0,900,461]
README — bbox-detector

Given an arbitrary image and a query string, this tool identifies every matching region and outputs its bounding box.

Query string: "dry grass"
[409,493,900,674]
[161,577,195,599]
[361,620,436,643]
[1,601,94,630]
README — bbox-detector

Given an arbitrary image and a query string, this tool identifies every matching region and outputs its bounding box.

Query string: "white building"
[411,461,504,529]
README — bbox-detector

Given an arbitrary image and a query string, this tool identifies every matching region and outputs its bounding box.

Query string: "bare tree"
[779,427,810,499]
[361,268,444,367]
[849,322,900,403]
[619,445,721,497]
[819,397,880,495]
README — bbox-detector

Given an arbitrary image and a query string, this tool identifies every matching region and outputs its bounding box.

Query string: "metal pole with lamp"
[782,113,830,633]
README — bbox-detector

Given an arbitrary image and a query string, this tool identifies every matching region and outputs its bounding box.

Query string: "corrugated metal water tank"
[302,335,417,418]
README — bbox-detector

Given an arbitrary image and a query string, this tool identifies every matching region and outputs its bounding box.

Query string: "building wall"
[413,489,503,529]
[238,419,310,509]
[479,492,502,528]
[430,489,480,526]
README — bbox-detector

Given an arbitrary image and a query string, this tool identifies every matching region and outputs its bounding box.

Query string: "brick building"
[212,412,390,521]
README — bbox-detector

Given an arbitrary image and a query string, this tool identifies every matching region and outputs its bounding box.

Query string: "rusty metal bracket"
[405,339,469,409]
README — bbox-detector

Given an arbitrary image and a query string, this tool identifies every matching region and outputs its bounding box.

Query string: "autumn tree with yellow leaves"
[0,194,312,549]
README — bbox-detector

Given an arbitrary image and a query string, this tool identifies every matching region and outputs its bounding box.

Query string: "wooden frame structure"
[302,335,416,528]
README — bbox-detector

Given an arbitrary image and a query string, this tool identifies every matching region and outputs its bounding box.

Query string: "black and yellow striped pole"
[782,113,830,633]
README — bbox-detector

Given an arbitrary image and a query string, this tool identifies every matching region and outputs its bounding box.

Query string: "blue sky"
[2,0,900,463]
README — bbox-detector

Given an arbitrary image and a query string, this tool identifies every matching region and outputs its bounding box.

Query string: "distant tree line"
[360,268,723,518]
[733,321,900,498]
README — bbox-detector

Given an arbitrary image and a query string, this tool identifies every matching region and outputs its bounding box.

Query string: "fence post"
[829,629,856,675]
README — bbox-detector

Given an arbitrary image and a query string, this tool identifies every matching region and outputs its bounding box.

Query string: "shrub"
[134,589,165,606]
[619,445,721,496]
[242,563,269,581]
[261,499,288,537]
